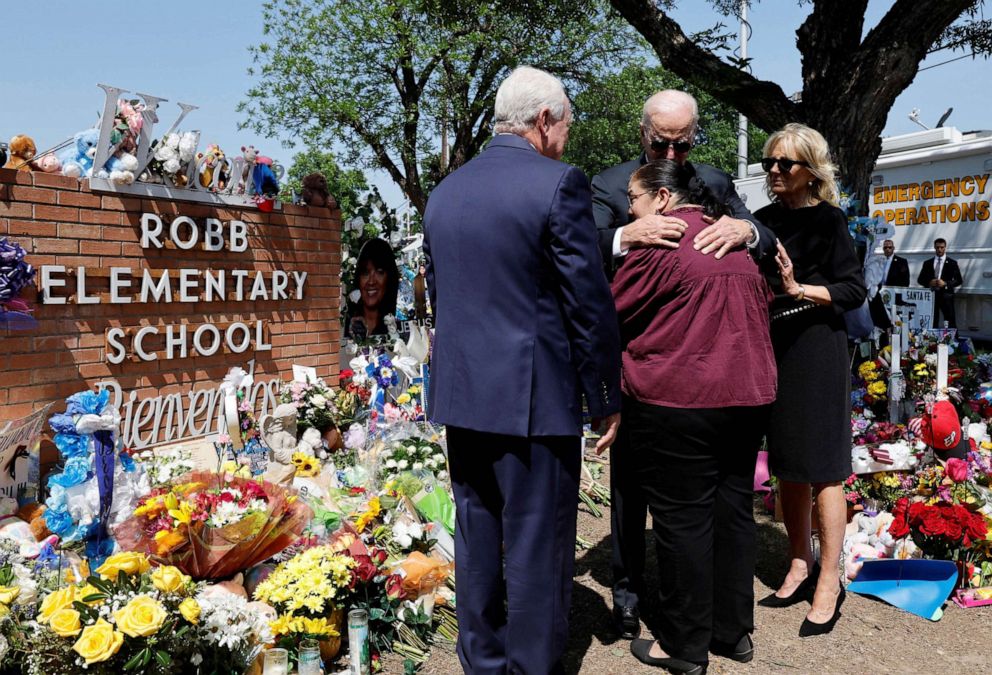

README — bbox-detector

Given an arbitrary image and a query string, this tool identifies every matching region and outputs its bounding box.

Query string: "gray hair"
[641,90,699,131]
[494,66,568,134]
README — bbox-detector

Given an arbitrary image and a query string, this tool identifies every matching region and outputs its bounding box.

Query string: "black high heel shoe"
[630,639,707,674]
[757,563,820,608]
[799,585,846,637]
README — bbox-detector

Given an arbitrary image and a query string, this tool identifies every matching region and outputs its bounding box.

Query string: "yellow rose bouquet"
[24,553,205,675]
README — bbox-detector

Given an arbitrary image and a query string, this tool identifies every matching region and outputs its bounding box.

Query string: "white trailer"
[735,127,992,339]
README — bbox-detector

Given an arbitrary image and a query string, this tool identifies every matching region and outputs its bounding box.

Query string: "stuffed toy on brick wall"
[301,172,329,207]
[197,143,230,191]
[59,128,138,184]
[3,135,37,172]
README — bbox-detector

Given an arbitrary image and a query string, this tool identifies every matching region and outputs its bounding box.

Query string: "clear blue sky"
[3,1,989,210]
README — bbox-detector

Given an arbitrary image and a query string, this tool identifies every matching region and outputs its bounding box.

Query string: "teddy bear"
[58,128,138,184]
[301,172,330,207]
[197,144,230,191]
[3,135,37,172]
[237,145,259,194]
[59,129,99,178]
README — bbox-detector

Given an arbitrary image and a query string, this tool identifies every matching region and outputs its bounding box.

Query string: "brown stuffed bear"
[301,172,330,207]
[3,135,37,172]
[16,502,51,541]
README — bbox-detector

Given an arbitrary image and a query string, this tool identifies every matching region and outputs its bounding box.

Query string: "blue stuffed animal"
[59,128,139,184]
[59,129,99,178]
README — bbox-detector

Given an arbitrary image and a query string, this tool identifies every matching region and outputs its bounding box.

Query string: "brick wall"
[0,168,341,453]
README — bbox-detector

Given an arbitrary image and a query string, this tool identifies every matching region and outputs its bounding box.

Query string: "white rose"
[398,460,408,470]
[386,459,397,468]
[413,462,423,471]
[406,445,417,454]
[438,470,448,480]
[434,453,445,463]
[311,395,327,409]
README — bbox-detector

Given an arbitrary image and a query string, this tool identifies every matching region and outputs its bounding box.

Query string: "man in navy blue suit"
[423,66,622,674]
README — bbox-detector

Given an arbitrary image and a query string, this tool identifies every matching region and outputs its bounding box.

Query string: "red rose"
[339,369,354,380]
[945,458,969,483]
[919,510,947,538]
[908,501,927,525]
[942,518,963,542]
[888,515,910,539]
[384,574,405,600]
[352,555,378,582]
[967,513,989,542]
[369,548,387,566]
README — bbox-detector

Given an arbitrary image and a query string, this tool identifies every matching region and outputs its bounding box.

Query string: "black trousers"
[934,290,957,329]
[447,427,580,675]
[626,397,767,665]
[610,419,646,610]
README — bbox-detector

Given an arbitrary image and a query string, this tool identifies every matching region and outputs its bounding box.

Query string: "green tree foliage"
[281,148,368,219]
[608,0,992,205]
[563,63,767,179]
[240,0,634,213]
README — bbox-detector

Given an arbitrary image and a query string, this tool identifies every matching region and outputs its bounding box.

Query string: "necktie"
[935,258,943,281]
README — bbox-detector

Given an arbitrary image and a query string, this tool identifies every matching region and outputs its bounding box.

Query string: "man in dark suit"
[592,89,777,640]
[423,66,622,675]
[918,237,963,328]
[881,239,910,287]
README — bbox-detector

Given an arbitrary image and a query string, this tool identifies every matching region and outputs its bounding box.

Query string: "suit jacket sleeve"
[701,165,776,261]
[591,170,623,265]
[550,167,622,418]
[947,260,963,291]
[918,260,933,288]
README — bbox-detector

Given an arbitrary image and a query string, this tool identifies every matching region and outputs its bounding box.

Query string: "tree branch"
[608,0,797,130]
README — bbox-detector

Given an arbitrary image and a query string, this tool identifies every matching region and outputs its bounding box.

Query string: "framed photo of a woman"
[345,238,400,340]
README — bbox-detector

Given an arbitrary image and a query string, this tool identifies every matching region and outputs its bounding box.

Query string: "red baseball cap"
[921,400,961,450]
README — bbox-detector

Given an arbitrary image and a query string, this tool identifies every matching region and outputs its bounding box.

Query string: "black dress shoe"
[710,633,754,663]
[757,563,820,608]
[799,586,845,637]
[630,639,706,674]
[613,605,640,639]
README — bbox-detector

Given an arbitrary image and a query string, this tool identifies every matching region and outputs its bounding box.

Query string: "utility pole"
[737,0,749,179]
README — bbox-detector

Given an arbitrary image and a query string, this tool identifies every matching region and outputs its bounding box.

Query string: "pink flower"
[946,458,969,482]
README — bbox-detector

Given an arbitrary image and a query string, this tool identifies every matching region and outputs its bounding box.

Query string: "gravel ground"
[397,453,992,674]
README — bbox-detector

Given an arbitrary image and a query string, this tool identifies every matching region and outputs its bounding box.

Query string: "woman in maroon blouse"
[612,160,776,674]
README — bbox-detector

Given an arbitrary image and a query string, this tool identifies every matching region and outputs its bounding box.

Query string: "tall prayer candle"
[891,333,901,372]
[937,343,949,391]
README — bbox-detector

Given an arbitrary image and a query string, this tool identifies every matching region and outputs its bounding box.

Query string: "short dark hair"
[934,238,947,246]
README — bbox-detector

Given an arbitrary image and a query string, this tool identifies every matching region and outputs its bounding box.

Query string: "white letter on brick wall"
[140,213,164,248]
[110,267,132,304]
[204,218,224,251]
[229,220,248,252]
[106,328,127,364]
[40,265,67,304]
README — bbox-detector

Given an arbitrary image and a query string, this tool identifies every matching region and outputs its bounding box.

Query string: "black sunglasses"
[650,138,693,154]
[761,157,810,173]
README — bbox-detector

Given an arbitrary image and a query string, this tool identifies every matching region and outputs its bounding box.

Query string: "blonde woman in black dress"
[755,123,866,637]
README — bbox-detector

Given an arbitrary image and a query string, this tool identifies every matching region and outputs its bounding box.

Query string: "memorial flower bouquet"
[253,545,353,661]
[23,553,201,675]
[377,436,448,484]
[189,587,273,675]
[114,471,312,579]
[0,237,36,329]
[887,497,989,562]
[280,378,339,433]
